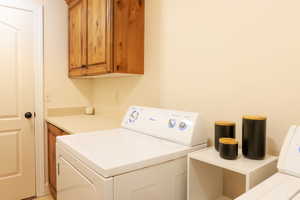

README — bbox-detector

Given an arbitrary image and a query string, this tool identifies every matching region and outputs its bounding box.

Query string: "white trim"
[33,5,46,197]
[44,183,50,196]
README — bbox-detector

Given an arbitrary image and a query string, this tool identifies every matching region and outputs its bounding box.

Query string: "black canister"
[242,115,267,160]
[215,121,236,151]
[219,138,238,160]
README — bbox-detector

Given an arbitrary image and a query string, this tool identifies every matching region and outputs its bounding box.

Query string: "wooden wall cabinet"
[66,0,145,78]
[47,123,68,199]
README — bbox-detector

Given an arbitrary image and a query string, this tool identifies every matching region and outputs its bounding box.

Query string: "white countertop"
[46,113,122,134]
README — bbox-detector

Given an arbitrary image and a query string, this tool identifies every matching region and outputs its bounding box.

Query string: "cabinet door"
[69,0,87,76]
[114,0,144,74]
[86,0,113,75]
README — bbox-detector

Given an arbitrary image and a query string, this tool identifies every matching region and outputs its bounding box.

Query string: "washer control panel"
[168,119,177,128]
[128,110,139,123]
[179,121,188,131]
[122,106,206,146]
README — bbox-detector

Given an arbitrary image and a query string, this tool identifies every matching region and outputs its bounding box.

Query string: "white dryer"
[236,126,300,200]
[56,106,208,200]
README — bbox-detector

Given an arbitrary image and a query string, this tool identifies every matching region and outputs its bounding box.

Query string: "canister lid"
[243,115,267,120]
[219,138,238,145]
[215,121,236,126]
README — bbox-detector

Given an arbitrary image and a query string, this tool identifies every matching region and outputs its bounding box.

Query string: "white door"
[0,3,36,200]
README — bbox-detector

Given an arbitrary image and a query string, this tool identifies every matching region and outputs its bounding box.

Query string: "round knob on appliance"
[129,110,139,122]
[168,119,177,128]
[179,122,187,130]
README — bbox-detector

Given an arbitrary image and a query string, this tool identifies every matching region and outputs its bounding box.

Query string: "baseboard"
[44,183,50,195]
[36,183,50,198]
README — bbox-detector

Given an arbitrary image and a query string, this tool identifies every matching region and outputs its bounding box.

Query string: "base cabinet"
[47,123,69,199]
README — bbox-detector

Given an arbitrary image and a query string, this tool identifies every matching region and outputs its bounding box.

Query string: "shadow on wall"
[158,0,300,155]
[71,79,93,105]
[267,136,277,156]
[91,0,164,114]
[90,0,300,155]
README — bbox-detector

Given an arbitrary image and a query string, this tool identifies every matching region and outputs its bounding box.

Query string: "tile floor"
[35,195,53,200]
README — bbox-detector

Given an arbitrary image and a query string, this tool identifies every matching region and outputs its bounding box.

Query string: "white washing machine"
[236,126,300,200]
[56,106,208,200]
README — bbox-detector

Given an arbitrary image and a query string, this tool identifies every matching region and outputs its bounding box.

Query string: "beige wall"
[32,0,93,188]
[91,0,162,114]
[44,0,92,109]
[22,0,93,109]
[92,0,300,154]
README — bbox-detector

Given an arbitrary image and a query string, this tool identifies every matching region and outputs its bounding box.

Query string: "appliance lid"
[278,126,300,178]
[57,128,205,178]
[236,173,300,200]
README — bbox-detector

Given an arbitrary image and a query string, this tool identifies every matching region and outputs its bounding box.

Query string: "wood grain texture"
[68,0,87,70]
[68,0,144,78]
[87,0,113,74]
[69,66,87,77]
[86,64,109,75]
[48,123,63,136]
[47,123,68,200]
[87,0,106,65]
[114,0,145,74]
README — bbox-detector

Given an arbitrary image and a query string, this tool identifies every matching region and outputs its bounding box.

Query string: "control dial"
[168,119,177,128]
[179,121,187,130]
[129,110,139,123]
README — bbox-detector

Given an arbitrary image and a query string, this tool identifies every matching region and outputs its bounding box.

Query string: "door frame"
[0,0,45,197]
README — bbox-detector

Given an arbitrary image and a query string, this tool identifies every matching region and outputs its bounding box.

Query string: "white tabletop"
[189,147,277,175]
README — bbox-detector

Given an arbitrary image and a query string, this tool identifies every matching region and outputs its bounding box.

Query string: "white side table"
[188,147,277,200]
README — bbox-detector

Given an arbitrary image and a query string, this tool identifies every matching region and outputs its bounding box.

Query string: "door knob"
[24,112,33,119]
